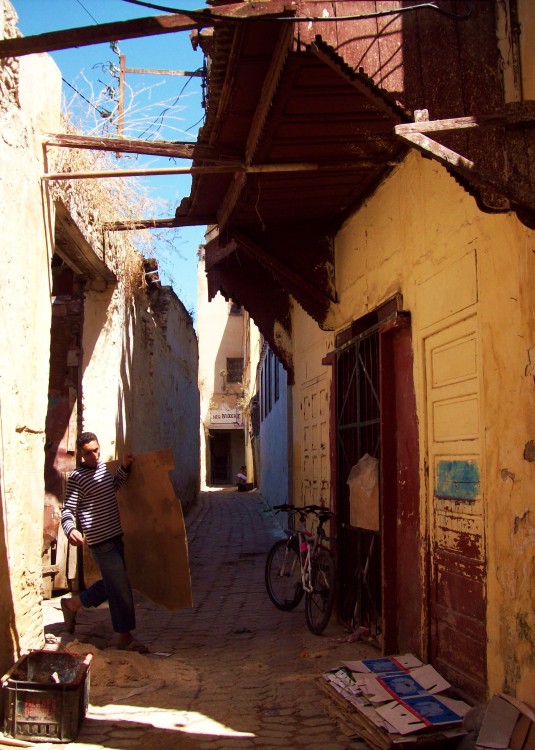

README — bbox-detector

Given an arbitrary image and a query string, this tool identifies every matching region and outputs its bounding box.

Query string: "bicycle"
[264,503,336,635]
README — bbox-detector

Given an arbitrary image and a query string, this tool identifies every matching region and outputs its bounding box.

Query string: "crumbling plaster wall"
[132,288,199,512]
[0,0,61,665]
[328,149,535,701]
[80,283,199,512]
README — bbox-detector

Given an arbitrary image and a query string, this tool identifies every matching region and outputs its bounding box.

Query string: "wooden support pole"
[43,132,240,162]
[117,54,126,142]
[395,129,535,211]
[396,106,535,135]
[43,165,237,180]
[103,216,215,230]
[43,159,393,181]
[0,1,293,58]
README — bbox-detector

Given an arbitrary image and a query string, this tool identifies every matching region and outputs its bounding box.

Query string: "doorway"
[336,328,382,640]
[43,254,84,591]
[210,431,231,484]
[332,303,421,654]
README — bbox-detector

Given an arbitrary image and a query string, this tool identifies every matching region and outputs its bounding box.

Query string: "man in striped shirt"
[60,431,148,653]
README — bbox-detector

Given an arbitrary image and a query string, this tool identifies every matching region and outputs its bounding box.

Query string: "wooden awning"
[180,21,409,377]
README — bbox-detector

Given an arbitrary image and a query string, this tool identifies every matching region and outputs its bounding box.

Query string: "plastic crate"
[1,650,92,743]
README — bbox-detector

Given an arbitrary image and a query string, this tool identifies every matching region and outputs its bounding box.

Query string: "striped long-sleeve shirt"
[61,462,130,546]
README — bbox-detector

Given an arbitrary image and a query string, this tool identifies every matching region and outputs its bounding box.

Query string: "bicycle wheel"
[265,538,304,611]
[305,550,336,634]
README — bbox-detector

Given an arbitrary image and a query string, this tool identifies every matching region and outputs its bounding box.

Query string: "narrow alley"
[41,490,377,750]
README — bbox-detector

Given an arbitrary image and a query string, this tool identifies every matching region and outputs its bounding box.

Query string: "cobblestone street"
[39,490,377,750]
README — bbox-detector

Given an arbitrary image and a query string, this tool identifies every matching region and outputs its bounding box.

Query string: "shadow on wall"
[0,485,19,676]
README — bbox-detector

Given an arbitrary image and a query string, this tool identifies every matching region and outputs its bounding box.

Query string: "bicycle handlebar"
[273,503,333,519]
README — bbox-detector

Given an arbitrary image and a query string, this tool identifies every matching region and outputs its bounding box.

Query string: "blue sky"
[13,0,207,321]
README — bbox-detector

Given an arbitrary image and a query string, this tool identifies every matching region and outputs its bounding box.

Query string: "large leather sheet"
[83,449,192,610]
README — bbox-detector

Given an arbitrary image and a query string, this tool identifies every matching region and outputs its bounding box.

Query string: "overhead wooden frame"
[43,133,241,162]
[395,106,535,214]
[233,229,336,307]
[216,22,295,229]
[0,1,296,58]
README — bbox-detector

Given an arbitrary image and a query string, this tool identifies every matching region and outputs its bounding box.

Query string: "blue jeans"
[80,536,135,634]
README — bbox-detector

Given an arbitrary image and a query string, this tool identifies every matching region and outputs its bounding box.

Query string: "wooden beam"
[395,129,535,211]
[43,133,241,162]
[233,230,335,306]
[396,106,535,136]
[245,23,294,163]
[217,23,294,230]
[123,66,203,77]
[217,172,247,229]
[0,14,198,58]
[204,238,241,271]
[44,165,240,180]
[310,40,405,122]
[0,1,294,58]
[44,159,391,181]
[103,215,215,230]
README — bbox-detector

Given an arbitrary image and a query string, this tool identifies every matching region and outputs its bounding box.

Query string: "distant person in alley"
[60,431,148,653]
[236,465,253,492]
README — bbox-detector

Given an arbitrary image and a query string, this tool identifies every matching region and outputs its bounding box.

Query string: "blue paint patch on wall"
[435,459,480,501]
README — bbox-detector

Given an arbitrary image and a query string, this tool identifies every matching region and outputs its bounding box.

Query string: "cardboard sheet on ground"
[83,449,192,610]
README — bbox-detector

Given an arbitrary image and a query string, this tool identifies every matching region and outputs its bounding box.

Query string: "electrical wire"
[75,0,100,25]
[120,0,473,22]
[136,71,199,139]
[61,77,111,117]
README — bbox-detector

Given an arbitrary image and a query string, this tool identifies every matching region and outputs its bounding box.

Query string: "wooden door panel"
[425,316,486,699]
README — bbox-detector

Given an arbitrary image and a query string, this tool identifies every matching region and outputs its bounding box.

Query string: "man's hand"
[121,453,134,470]
[68,529,84,547]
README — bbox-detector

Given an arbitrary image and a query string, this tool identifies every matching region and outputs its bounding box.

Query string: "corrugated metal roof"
[178,23,410,231]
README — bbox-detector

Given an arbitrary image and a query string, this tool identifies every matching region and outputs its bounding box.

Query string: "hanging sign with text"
[209,407,243,428]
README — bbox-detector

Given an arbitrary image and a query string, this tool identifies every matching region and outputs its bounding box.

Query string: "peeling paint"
[500,468,515,482]
[523,441,535,462]
[513,508,531,535]
[524,346,535,387]
[516,612,535,647]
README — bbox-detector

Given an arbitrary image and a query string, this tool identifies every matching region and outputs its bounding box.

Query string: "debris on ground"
[317,653,471,748]
[472,694,535,750]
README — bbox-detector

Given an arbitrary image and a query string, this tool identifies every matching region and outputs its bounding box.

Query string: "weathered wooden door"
[333,307,421,654]
[424,315,486,699]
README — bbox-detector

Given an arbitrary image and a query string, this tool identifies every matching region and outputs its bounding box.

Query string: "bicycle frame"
[266,503,336,634]
[281,507,331,594]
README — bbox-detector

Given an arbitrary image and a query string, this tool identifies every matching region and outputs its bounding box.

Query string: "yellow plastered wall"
[292,149,535,700]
